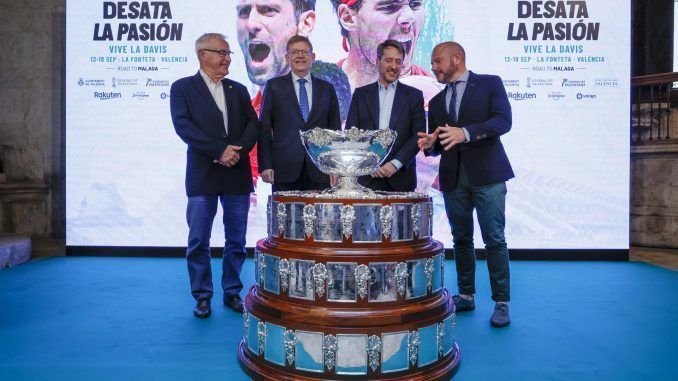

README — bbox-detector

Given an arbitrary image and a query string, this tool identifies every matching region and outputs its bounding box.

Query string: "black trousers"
[273,160,329,192]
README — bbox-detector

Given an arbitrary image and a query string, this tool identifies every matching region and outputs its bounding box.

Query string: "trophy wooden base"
[239,192,461,380]
[239,340,461,381]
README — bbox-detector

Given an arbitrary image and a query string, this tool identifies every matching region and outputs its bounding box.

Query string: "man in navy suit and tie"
[418,42,514,327]
[170,33,259,318]
[345,39,425,192]
[258,35,341,191]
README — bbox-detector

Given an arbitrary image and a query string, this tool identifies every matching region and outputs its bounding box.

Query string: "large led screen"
[67,0,630,249]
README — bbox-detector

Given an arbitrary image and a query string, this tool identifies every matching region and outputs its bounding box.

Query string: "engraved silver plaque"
[247,315,260,354]
[392,203,414,241]
[336,334,368,375]
[263,254,280,294]
[314,203,343,242]
[419,201,432,238]
[264,322,286,366]
[296,330,324,373]
[381,331,409,373]
[418,324,438,367]
[406,259,427,299]
[352,204,382,242]
[289,259,315,300]
[284,202,306,240]
[327,262,357,302]
[368,262,397,302]
[432,254,443,292]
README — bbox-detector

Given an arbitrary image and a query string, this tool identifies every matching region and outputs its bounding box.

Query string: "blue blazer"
[170,72,259,197]
[258,73,341,184]
[427,71,514,191]
[346,81,425,192]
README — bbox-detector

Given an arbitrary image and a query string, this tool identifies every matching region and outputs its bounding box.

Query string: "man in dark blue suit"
[418,42,514,327]
[170,33,259,318]
[258,35,341,191]
[345,39,425,192]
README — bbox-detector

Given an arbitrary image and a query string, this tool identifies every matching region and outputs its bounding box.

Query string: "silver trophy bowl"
[300,127,397,195]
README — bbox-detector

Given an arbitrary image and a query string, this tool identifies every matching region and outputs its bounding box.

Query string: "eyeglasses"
[288,49,311,57]
[202,49,233,58]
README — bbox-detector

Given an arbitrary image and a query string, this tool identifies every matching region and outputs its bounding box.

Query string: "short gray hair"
[195,33,226,56]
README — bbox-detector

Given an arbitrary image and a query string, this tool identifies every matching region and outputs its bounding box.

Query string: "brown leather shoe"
[193,299,211,318]
[224,295,244,313]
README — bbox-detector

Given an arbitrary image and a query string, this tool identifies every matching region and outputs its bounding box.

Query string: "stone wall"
[0,1,65,238]
[631,144,678,248]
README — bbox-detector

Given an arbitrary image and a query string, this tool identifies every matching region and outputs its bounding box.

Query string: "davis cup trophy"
[238,128,461,380]
[300,127,398,195]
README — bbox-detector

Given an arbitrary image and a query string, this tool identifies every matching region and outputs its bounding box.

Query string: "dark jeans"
[186,194,249,302]
[443,163,510,302]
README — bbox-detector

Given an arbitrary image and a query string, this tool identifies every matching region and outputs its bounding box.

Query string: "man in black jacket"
[258,35,341,191]
[170,33,259,318]
[345,39,425,192]
[418,41,514,327]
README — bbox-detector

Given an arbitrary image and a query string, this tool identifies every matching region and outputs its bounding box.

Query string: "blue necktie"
[448,81,459,124]
[298,78,309,122]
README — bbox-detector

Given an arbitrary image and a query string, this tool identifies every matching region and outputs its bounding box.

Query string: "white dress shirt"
[378,80,402,170]
[445,70,470,142]
[291,71,313,111]
[199,69,228,135]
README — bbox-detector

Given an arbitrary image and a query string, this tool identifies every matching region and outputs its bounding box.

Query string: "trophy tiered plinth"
[238,129,461,380]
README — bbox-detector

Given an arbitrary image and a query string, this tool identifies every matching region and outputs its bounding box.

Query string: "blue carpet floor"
[0,257,676,381]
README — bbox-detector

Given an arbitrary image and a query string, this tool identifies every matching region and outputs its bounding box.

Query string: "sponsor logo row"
[507,91,598,101]
[503,77,615,102]
[93,91,169,100]
[77,77,170,88]
[503,78,620,88]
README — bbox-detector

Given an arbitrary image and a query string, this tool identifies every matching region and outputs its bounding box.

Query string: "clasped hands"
[370,162,397,178]
[417,124,466,151]
[213,145,241,167]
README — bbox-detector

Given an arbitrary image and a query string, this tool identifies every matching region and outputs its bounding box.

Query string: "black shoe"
[224,295,244,313]
[193,299,211,318]
[452,294,476,311]
[490,302,511,328]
